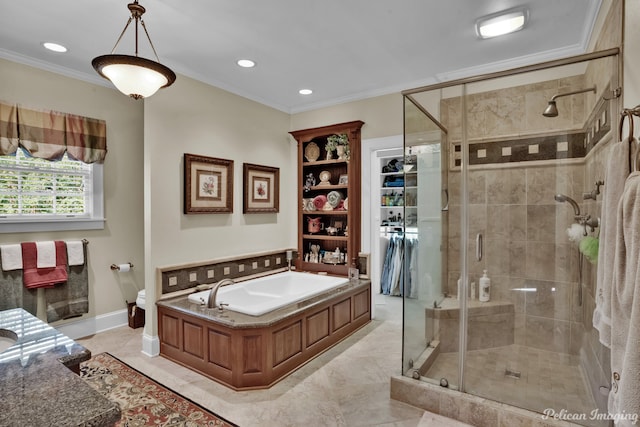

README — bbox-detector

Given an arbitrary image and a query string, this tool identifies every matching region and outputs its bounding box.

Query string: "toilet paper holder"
[110,262,134,271]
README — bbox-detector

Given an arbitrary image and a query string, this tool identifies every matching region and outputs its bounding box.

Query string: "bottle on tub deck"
[479,270,491,302]
[470,281,476,300]
[348,258,359,282]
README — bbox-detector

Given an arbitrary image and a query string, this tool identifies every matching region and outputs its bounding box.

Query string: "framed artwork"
[358,252,371,279]
[184,153,233,214]
[243,163,280,213]
[338,174,349,185]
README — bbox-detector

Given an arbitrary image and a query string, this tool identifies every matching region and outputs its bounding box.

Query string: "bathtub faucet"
[207,278,235,309]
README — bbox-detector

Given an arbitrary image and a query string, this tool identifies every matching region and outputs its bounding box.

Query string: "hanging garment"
[380,234,418,297]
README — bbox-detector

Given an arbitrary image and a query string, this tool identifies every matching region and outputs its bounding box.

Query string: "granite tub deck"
[0,308,120,427]
[157,278,371,390]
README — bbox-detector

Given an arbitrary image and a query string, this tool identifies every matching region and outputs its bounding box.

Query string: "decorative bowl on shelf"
[304,142,320,162]
[318,170,331,185]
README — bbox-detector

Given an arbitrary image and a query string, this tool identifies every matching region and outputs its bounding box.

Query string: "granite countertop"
[0,308,121,427]
[157,278,371,328]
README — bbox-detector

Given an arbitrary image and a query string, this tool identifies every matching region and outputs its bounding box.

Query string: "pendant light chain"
[109,17,133,54]
[140,19,162,63]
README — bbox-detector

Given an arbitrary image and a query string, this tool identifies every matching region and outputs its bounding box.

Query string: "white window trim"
[0,163,105,234]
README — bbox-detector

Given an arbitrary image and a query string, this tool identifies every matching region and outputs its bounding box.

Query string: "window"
[0,149,104,233]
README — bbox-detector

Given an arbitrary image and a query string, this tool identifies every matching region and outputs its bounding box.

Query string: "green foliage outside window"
[0,150,89,216]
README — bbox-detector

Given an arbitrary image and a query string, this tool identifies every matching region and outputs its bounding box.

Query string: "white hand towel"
[65,240,85,266]
[594,139,631,348]
[0,244,23,271]
[35,241,56,268]
[608,171,640,425]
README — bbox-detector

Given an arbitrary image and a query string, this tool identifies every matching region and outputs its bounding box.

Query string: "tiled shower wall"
[441,72,613,358]
[447,164,585,354]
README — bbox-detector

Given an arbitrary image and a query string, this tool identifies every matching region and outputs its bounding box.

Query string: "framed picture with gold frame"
[184,153,233,214]
[243,163,280,213]
[358,252,371,279]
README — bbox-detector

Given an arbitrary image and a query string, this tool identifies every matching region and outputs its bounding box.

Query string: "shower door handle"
[476,233,483,261]
[442,189,449,211]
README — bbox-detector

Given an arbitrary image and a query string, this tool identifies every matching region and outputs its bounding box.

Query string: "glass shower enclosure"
[401,49,619,426]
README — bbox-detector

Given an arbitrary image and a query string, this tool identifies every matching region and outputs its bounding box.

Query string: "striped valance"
[0,101,107,164]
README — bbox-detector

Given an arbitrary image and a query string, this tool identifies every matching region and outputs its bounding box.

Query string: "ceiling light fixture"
[92,0,176,99]
[299,89,313,95]
[237,59,256,68]
[476,8,528,39]
[43,42,67,53]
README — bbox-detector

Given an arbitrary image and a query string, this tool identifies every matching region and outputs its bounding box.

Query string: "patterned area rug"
[80,352,237,427]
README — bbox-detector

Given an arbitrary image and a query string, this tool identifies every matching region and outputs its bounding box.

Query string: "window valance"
[0,101,107,164]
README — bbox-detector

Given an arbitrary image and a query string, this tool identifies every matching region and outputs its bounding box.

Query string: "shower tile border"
[157,249,297,295]
[452,92,611,169]
[449,90,612,170]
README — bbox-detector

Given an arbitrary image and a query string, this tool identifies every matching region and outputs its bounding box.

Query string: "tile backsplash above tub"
[159,249,297,295]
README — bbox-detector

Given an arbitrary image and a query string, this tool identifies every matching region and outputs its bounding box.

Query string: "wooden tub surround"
[157,279,371,390]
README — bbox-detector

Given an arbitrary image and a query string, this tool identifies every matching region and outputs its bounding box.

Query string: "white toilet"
[135,289,146,310]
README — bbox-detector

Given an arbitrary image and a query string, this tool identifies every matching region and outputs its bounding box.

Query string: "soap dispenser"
[479,270,491,302]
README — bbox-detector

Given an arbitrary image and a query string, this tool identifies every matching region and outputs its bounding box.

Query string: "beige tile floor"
[78,295,469,427]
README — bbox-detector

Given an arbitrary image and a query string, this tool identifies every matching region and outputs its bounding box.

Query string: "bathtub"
[158,272,371,389]
[187,271,349,316]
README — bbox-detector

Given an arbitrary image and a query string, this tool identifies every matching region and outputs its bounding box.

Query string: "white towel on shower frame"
[594,138,631,348]
[608,171,640,425]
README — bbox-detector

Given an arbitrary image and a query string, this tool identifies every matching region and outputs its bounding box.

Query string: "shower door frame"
[401,47,621,393]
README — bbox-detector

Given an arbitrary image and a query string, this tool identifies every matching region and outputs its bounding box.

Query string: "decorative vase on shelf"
[325,134,350,161]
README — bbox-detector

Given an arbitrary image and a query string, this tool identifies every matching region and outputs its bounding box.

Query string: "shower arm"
[550,86,596,102]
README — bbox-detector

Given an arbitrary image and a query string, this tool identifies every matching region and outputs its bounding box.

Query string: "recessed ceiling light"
[237,59,256,68]
[43,42,67,53]
[476,8,528,39]
[299,89,313,95]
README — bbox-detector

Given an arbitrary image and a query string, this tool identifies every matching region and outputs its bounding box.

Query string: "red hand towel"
[21,241,68,289]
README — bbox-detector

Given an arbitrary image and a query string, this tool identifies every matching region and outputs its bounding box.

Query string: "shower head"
[542,86,596,118]
[543,101,558,117]
[554,194,581,216]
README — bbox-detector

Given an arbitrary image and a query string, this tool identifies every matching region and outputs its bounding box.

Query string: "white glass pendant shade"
[92,54,175,99]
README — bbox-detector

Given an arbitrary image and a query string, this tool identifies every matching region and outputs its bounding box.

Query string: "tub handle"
[476,233,483,262]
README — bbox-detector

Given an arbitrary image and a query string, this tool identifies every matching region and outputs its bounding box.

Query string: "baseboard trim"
[56,309,128,340]
[141,333,160,357]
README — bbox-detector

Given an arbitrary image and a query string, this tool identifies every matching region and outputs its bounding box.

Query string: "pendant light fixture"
[92,1,176,99]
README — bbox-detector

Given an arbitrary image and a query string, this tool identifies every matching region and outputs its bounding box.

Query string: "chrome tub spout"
[207,278,235,309]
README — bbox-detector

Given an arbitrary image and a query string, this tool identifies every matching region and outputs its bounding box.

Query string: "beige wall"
[0,56,402,344]
[0,58,145,321]
[142,75,294,340]
[290,93,403,140]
